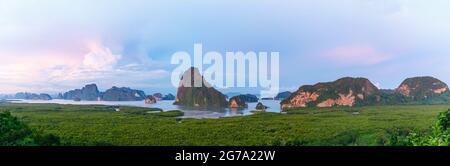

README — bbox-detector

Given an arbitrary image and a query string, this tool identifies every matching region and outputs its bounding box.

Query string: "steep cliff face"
[173,67,228,108]
[63,84,100,101]
[281,77,381,109]
[102,86,146,101]
[55,93,64,99]
[38,94,52,100]
[396,76,449,101]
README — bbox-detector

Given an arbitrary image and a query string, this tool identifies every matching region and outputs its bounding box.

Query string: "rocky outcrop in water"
[229,96,248,108]
[102,86,146,101]
[63,84,100,101]
[228,94,259,108]
[240,94,259,103]
[255,102,269,110]
[174,67,228,107]
[281,77,381,109]
[153,93,163,100]
[144,95,157,104]
[162,93,175,100]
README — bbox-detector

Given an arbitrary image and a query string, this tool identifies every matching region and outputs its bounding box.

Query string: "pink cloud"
[322,45,391,65]
[0,41,168,93]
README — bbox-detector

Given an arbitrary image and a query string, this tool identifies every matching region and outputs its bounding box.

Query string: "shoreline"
[5,99,282,119]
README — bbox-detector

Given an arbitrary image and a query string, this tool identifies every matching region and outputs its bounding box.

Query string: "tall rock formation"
[281,77,381,109]
[102,86,146,101]
[396,76,449,101]
[63,84,100,101]
[174,67,228,107]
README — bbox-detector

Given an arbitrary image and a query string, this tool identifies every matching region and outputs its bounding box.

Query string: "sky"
[1,0,450,95]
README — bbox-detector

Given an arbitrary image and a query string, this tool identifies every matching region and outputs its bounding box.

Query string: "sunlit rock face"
[281,77,381,109]
[174,67,228,108]
[396,76,449,101]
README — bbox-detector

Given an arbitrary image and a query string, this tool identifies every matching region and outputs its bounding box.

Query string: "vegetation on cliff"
[174,67,228,108]
[281,77,381,109]
[396,76,449,101]
[282,76,450,109]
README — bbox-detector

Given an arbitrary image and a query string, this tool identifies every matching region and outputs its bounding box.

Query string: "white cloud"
[44,43,170,91]
[82,42,122,71]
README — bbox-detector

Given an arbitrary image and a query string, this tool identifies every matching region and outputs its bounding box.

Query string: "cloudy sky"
[1,0,450,95]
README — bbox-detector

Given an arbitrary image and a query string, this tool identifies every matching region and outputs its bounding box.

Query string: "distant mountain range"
[62,84,175,101]
[281,76,449,109]
[1,84,175,102]
[14,92,52,100]
[2,66,450,109]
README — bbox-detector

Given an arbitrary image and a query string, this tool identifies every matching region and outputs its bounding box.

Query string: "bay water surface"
[12,99,282,118]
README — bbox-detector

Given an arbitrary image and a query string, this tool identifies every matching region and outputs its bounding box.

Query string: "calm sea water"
[12,99,282,118]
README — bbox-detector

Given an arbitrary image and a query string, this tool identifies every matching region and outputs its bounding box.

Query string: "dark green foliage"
[380,90,450,105]
[0,111,59,146]
[174,87,228,108]
[153,110,184,117]
[406,109,450,146]
[2,103,448,146]
[383,128,412,146]
[120,107,163,115]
